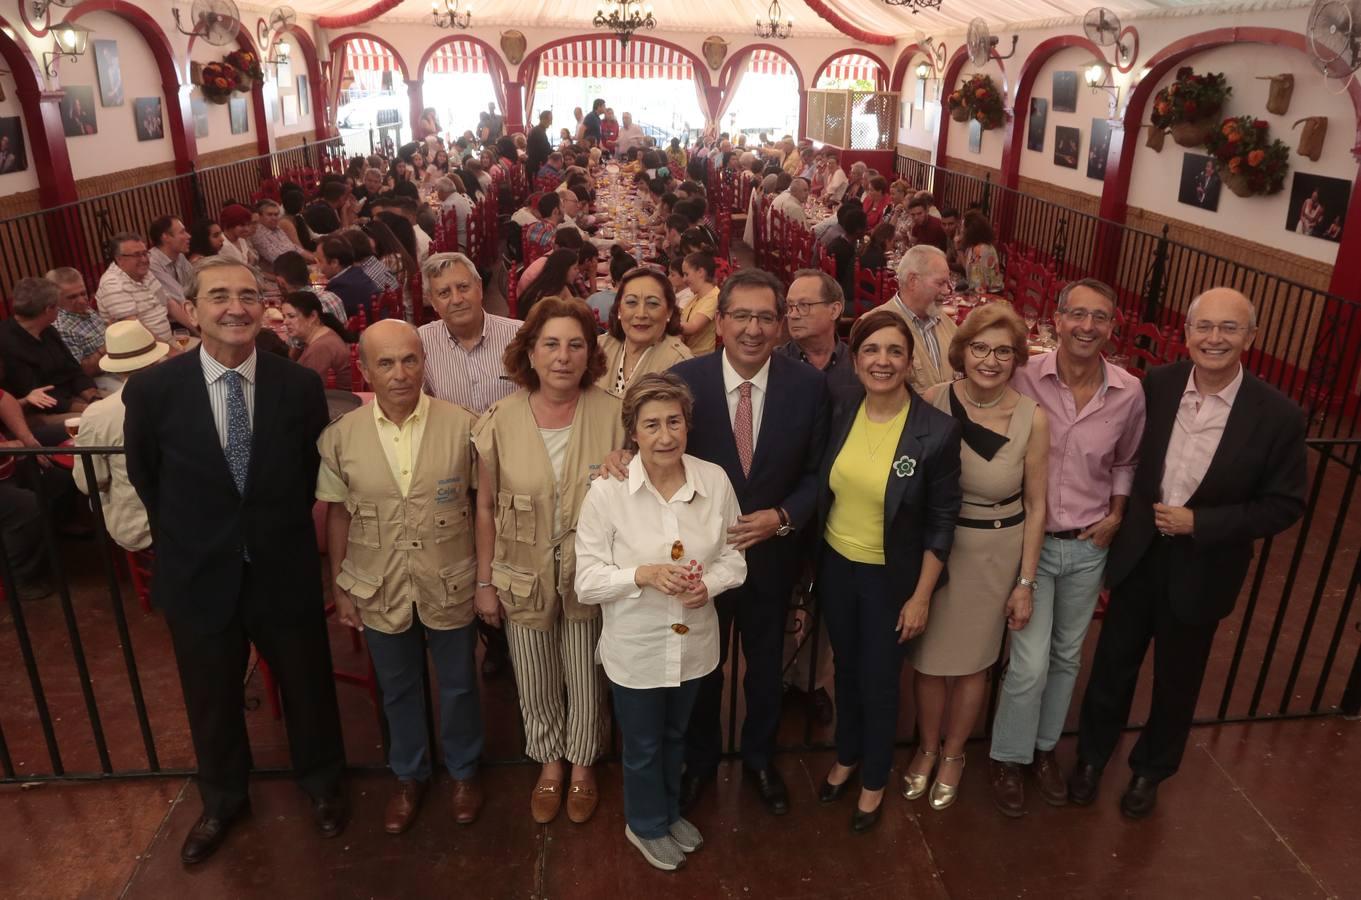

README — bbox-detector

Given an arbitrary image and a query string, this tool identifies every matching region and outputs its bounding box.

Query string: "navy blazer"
[123,349,331,634]
[327,265,379,319]
[816,384,962,604]
[1104,361,1307,625]
[671,351,830,593]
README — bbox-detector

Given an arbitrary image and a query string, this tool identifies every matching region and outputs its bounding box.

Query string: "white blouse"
[575,454,747,689]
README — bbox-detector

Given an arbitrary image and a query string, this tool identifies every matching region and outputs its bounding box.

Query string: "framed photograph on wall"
[968,118,983,154]
[1087,118,1112,180]
[1053,71,1078,113]
[229,96,249,135]
[1177,153,1222,212]
[915,77,927,110]
[192,97,210,138]
[1286,171,1350,241]
[133,97,164,141]
[59,86,98,136]
[1054,125,1080,169]
[298,75,310,115]
[0,117,29,175]
[1027,98,1048,152]
[283,94,300,127]
[93,40,124,107]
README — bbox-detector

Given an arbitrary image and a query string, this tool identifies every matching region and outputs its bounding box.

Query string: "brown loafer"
[531,777,563,824]
[991,759,1026,818]
[384,780,427,835]
[1033,750,1068,807]
[180,806,248,865]
[452,777,484,825]
[566,781,599,824]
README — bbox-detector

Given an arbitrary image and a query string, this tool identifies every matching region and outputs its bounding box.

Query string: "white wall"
[896,60,939,154]
[1016,45,1120,194]
[272,32,317,141]
[0,69,40,195]
[940,53,1007,169]
[188,36,255,156]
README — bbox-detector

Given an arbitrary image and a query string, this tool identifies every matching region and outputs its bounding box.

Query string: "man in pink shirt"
[989,278,1145,818]
[1069,288,1305,818]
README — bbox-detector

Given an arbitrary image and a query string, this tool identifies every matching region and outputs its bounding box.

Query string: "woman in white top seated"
[575,373,747,872]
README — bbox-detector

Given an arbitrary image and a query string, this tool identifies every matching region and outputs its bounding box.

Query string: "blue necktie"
[223,370,251,495]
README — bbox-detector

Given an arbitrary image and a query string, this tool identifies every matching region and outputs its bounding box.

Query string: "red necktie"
[735,381,753,477]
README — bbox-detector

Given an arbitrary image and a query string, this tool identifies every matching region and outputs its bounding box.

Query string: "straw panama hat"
[99,320,170,374]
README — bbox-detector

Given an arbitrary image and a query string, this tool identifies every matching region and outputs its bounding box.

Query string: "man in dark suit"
[526,110,553,182]
[673,268,831,815]
[1068,288,1307,819]
[124,257,347,865]
[317,235,378,320]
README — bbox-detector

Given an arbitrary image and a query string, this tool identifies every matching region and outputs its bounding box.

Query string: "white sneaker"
[625,825,687,871]
[669,817,703,853]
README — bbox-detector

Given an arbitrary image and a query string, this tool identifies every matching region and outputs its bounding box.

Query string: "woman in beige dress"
[596,267,692,397]
[903,303,1049,810]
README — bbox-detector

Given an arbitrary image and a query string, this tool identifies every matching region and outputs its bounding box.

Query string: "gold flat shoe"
[901,748,939,800]
[929,754,966,811]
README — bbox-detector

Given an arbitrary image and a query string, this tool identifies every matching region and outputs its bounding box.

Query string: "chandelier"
[593,0,656,45]
[882,0,942,13]
[755,0,793,38]
[432,0,472,29]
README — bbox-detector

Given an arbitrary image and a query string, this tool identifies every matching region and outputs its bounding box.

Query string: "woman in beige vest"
[596,267,692,397]
[473,297,625,826]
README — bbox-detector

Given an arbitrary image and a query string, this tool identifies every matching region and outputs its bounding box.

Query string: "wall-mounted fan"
[173,0,241,46]
[1308,0,1361,83]
[1083,7,1137,70]
[257,5,297,48]
[966,17,1018,68]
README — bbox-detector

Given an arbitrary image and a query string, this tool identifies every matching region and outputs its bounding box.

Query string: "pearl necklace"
[963,384,1004,409]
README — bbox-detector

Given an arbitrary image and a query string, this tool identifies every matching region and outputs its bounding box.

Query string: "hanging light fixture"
[882,0,943,14]
[593,0,655,45]
[432,0,472,28]
[43,20,91,77]
[755,0,793,39]
[915,61,932,79]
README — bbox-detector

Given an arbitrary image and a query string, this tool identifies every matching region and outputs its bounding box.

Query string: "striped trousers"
[505,615,607,766]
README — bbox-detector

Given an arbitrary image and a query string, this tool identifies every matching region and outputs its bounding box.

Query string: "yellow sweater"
[824,399,909,564]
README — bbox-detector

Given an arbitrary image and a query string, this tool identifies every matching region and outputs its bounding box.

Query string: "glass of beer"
[65,417,81,438]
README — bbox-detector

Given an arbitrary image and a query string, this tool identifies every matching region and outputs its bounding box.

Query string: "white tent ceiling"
[261,0,1292,39]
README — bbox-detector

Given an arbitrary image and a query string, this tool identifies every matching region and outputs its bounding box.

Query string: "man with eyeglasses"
[95,232,175,343]
[886,245,958,393]
[1070,287,1305,819]
[779,269,859,402]
[124,257,348,865]
[988,277,1145,819]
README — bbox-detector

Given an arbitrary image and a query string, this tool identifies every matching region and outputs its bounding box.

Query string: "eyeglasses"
[1188,320,1250,336]
[200,292,262,307]
[968,341,1016,362]
[786,300,834,317]
[1058,307,1114,326]
[725,310,780,327]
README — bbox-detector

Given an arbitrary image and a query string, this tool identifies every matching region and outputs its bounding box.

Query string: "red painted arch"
[718,43,806,139]
[889,43,925,93]
[416,33,511,120]
[515,33,714,93]
[328,31,413,81]
[934,44,1013,166]
[0,13,76,207]
[1000,35,1106,191]
[797,0,893,45]
[811,48,889,91]
[63,0,197,175]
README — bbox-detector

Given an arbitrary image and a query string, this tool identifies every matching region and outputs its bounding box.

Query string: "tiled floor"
[2,717,1357,899]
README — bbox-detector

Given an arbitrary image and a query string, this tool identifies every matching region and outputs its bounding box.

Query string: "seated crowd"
[0,118,1308,877]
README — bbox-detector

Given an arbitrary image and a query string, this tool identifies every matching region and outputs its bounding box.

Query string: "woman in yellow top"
[679,251,720,355]
[473,297,626,827]
[813,307,962,833]
[596,267,693,396]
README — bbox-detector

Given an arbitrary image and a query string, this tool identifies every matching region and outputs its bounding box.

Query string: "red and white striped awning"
[747,48,794,77]
[344,39,398,73]
[820,53,882,84]
[425,40,490,75]
[538,39,694,80]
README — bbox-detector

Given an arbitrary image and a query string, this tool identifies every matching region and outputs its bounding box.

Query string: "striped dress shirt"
[418,314,520,414]
[199,347,256,448]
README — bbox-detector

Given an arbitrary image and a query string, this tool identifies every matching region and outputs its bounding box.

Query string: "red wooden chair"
[714,256,733,287]
[851,265,896,317]
[349,344,367,390]
[125,548,154,614]
[534,173,561,195]
[345,307,368,336]
[1121,321,1169,378]
[507,263,520,319]
[372,288,404,322]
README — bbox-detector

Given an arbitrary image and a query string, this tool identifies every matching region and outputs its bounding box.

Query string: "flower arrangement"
[946,74,1005,130]
[225,50,263,90]
[1150,67,1232,147]
[195,60,240,104]
[1204,115,1290,197]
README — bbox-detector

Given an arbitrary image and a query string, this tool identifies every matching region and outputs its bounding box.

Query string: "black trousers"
[685,578,787,776]
[1076,539,1220,782]
[166,563,346,818]
[0,480,45,584]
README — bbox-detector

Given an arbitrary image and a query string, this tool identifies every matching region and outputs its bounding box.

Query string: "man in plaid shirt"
[47,268,108,377]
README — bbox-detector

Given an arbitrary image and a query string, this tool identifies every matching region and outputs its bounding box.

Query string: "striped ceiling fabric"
[822,53,882,83]
[426,41,489,75]
[747,48,793,77]
[538,39,694,80]
[344,39,397,72]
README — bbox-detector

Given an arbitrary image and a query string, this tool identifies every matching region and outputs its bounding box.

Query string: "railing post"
[1053,217,1068,268]
[1343,638,1361,716]
[304,136,314,170]
[981,172,992,216]
[188,162,208,225]
[1142,223,1171,323]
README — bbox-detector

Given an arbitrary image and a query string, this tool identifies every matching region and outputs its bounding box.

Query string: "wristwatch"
[774,507,794,537]
[1015,576,1037,591]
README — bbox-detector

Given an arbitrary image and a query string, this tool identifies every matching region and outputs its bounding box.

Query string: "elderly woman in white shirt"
[575,372,746,873]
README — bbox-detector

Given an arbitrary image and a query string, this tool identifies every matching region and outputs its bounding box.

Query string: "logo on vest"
[435,476,463,504]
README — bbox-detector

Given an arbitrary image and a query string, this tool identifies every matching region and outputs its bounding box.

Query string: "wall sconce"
[43,20,92,77]
[1084,61,1115,94]
[915,61,932,80]
[266,39,291,75]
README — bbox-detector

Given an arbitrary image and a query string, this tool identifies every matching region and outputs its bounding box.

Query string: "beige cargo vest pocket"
[438,558,477,609]
[491,560,542,613]
[335,557,386,613]
[433,503,472,545]
[347,499,383,549]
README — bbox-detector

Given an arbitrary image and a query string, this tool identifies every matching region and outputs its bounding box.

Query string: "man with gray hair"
[435,177,473,252]
[772,176,810,226]
[95,231,174,342]
[416,252,520,414]
[47,267,109,382]
[886,245,958,393]
[0,277,99,426]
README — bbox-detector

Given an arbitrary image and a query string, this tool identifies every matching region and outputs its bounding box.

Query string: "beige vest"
[319,398,477,634]
[888,298,959,393]
[595,333,693,396]
[472,386,624,630]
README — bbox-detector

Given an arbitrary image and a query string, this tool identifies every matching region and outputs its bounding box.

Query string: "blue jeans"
[365,619,483,782]
[990,536,1107,765]
[611,677,703,839]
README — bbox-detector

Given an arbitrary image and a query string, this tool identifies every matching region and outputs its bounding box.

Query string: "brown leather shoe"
[451,777,484,825]
[1033,750,1068,807]
[384,780,427,835]
[991,759,1026,818]
[180,807,247,865]
[531,777,563,824]
[566,780,599,823]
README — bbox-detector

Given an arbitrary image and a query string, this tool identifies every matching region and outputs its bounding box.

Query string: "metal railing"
[1,437,1357,784]
[0,137,346,311]
[894,153,1361,440]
